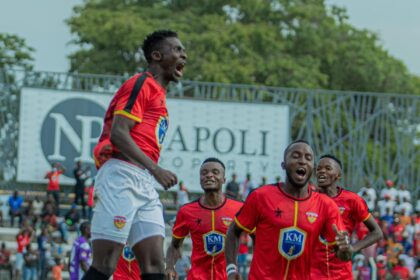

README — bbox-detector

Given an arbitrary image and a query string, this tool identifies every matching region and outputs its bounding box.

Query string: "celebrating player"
[84,30,187,280]
[165,158,243,280]
[311,155,383,279]
[225,140,351,279]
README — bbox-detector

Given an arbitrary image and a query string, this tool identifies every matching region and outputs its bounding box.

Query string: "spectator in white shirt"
[380,180,398,201]
[397,184,411,204]
[378,194,396,216]
[358,184,377,212]
[396,197,414,216]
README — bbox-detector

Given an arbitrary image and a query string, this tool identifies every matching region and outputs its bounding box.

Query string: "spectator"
[238,232,250,280]
[15,226,33,280]
[174,255,190,280]
[175,181,189,208]
[37,227,50,280]
[376,255,389,280]
[358,183,377,211]
[356,257,371,280]
[64,205,81,232]
[389,214,405,243]
[86,181,95,221]
[378,195,396,217]
[45,162,65,215]
[225,173,240,199]
[73,161,90,218]
[396,197,413,216]
[399,250,416,276]
[51,257,63,280]
[41,204,68,243]
[397,184,411,203]
[32,195,44,222]
[380,179,397,201]
[23,243,38,280]
[43,194,57,216]
[8,190,23,227]
[258,176,267,188]
[398,207,412,228]
[0,242,12,280]
[23,200,36,228]
[391,257,410,280]
[240,173,254,200]
[69,222,91,280]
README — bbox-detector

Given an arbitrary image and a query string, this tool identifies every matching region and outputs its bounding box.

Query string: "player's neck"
[319,184,339,197]
[283,180,309,199]
[146,66,169,88]
[201,192,225,208]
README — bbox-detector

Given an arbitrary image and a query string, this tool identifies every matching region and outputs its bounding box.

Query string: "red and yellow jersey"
[113,245,141,280]
[46,170,64,191]
[172,197,243,280]
[96,72,169,165]
[311,187,370,280]
[235,183,344,280]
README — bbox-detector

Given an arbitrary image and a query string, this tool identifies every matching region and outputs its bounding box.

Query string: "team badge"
[155,116,169,148]
[114,216,127,229]
[306,212,318,223]
[222,217,233,227]
[122,245,135,262]
[279,227,307,260]
[339,207,346,214]
[203,231,225,256]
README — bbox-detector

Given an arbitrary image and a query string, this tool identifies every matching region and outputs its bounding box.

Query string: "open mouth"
[175,62,185,77]
[317,174,327,183]
[296,167,307,179]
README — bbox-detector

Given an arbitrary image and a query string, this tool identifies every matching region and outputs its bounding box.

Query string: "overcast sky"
[1,0,419,75]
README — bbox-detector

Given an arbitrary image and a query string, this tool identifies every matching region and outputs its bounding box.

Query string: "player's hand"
[228,272,241,280]
[165,267,177,280]
[332,224,352,261]
[151,166,178,190]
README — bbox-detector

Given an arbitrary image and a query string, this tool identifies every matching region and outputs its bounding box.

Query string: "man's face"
[283,143,314,188]
[158,37,187,83]
[316,158,341,189]
[200,162,226,192]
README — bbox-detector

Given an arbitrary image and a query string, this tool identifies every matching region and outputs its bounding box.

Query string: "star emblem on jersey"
[222,217,233,226]
[339,207,346,214]
[278,227,307,260]
[306,212,318,223]
[203,231,225,256]
[275,208,283,217]
[195,218,202,225]
[114,216,127,230]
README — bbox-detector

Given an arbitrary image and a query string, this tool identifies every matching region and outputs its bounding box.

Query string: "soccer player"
[311,155,383,280]
[225,140,351,279]
[84,30,187,280]
[70,222,92,280]
[165,158,243,280]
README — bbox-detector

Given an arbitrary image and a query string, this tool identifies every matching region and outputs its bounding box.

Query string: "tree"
[0,33,34,71]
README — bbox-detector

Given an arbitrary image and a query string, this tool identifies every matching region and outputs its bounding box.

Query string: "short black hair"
[142,30,178,63]
[80,221,90,234]
[319,154,343,170]
[201,157,225,171]
[283,139,311,160]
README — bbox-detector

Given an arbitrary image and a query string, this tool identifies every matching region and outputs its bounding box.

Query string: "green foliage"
[66,0,418,94]
[0,33,34,70]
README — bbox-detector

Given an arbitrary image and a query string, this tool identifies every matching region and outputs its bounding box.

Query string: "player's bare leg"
[132,235,165,279]
[83,240,124,279]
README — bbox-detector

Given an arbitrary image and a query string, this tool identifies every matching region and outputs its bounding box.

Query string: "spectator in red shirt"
[237,232,250,280]
[44,162,65,215]
[389,213,405,243]
[15,226,33,280]
[0,242,12,279]
[391,258,411,280]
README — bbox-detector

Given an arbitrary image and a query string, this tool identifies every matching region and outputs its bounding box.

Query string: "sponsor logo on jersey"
[306,212,318,223]
[203,231,225,256]
[122,246,135,262]
[279,227,307,260]
[156,116,169,148]
[222,217,233,226]
[114,216,127,229]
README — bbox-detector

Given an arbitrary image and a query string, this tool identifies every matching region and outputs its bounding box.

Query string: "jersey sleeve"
[321,199,345,243]
[234,191,258,234]
[113,75,149,123]
[78,242,91,262]
[172,207,189,239]
[352,194,371,223]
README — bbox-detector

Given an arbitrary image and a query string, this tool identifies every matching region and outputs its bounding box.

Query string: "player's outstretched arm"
[225,223,242,280]
[352,215,383,252]
[165,237,184,280]
[110,115,177,189]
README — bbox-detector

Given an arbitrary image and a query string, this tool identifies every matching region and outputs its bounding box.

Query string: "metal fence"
[1,69,419,195]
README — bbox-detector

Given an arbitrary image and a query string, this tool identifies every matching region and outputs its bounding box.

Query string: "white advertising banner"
[17,87,289,192]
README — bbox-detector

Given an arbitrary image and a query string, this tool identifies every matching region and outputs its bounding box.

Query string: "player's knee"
[91,257,119,276]
[141,256,165,273]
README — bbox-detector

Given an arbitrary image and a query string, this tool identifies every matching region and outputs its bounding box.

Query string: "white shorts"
[91,159,165,247]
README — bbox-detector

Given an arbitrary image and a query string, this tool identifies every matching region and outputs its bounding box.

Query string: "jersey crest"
[122,245,135,262]
[339,206,346,214]
[222,217,233,227]
[306,212,318,223]
[279,227,307,260]
[156,116,169,147]
[203,231,225,256]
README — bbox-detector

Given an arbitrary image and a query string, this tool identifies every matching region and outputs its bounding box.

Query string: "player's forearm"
[165,244,181,269]
[225,224,241,265]
[352,230,383,252]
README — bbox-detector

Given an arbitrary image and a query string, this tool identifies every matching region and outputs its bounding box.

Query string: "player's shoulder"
[225,197,244,208]
[179,198,200,211]
[340,188,365,201]
[250,184,279,196]
[312,191,337,205]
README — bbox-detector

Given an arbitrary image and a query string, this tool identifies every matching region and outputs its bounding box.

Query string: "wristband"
[226,263,238,276]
